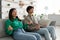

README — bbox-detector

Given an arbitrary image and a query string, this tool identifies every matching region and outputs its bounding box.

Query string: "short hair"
[26,6,34,13]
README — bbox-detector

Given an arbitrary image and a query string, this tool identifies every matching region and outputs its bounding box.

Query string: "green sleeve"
[5,20,13,35]
[23,23,28,29]
[19,21,24,28]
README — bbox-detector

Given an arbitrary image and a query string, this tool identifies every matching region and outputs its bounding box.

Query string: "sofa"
[0,19,56,40]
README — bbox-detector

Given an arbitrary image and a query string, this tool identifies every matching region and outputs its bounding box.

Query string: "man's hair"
[26,6,34,13]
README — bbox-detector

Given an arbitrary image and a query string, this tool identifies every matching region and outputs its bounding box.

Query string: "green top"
[5,18,26,35]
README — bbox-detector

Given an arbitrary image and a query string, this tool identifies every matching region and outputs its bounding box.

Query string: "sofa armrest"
[49,21,56,26]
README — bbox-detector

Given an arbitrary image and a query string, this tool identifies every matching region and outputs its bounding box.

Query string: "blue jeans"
[34,28,51,40]
[13,28,42,40]
[46,26,56,40]
[33,26,56,40]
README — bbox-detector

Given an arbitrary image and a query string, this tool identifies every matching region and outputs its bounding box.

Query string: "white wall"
[34,0,60,15]
[2,0,36,19]
[48,14,60,26]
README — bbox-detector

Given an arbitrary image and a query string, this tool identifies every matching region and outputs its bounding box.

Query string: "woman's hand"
[8,25,13,31]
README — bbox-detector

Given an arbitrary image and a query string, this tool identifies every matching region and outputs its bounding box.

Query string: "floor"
[55,26,60,40]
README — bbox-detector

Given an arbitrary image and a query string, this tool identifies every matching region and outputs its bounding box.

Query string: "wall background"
[2,0,60,26]
[34,0,60,15]
[2,0,36,19]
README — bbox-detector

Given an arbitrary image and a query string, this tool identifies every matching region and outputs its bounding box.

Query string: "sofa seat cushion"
[0,37,13,40]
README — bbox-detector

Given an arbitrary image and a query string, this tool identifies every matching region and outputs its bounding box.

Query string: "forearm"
[28,26,36,30]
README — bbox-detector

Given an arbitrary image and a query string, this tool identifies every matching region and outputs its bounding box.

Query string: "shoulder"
[26,15,30,18]
[5,19,11,23]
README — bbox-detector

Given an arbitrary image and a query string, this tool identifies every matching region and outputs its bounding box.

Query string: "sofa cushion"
[0,37,13,40]
[49,21,56,26]
[38,19,51,27]
[0,19,8,38]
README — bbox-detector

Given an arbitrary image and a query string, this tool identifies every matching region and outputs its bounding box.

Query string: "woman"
[5,8,42,40]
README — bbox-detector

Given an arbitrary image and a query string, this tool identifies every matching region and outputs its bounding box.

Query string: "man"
[23,6,56,40]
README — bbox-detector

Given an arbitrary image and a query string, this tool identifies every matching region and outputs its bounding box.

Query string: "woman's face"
[12,10,17,17]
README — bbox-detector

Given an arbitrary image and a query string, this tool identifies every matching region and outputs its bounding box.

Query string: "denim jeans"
[34,28,51,40]
[33,26,56,40]
[13,28,42,40]
[46,26,56,40]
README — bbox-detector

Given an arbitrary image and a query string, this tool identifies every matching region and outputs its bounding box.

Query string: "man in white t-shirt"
[24,6,56,40]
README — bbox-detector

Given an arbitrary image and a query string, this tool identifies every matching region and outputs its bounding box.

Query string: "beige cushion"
[38,19,51,27]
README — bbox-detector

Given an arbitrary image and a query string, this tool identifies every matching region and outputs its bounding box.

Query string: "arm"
[5,20,13,35]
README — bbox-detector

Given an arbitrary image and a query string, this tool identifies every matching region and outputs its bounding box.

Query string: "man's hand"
[35,24,40,30]
[8,25,13,31]
[27,21,33,25]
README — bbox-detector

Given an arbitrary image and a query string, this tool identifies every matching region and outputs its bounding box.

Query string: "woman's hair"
[26,6,34,13]
[9,8,21,21]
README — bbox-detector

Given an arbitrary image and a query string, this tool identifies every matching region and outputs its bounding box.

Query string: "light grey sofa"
[0,19,56,40]
[0,19,13,40]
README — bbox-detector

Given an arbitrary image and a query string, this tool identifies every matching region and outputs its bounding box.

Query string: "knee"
[36,33,42,38]
[49,26,55,30]
[34,33,40,36]
[43,29,49,33]
[30,35,37,40]
[35,33,41,37]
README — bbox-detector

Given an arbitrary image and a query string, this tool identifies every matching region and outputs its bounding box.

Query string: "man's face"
[28,8,34,14]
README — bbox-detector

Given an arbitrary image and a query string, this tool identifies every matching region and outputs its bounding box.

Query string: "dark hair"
[26,6,34,13]
[9,8,21,21]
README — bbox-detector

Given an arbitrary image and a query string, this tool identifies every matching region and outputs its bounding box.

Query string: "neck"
[28,13,33,16]
[13,17,16,19]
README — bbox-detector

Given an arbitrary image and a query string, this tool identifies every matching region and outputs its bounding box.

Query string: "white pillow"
[38,19,51,27]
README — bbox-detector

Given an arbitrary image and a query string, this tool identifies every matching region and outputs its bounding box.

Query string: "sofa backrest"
[0,19,7,38]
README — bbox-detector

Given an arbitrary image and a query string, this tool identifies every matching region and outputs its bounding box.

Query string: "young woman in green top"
[5,8,42,40]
